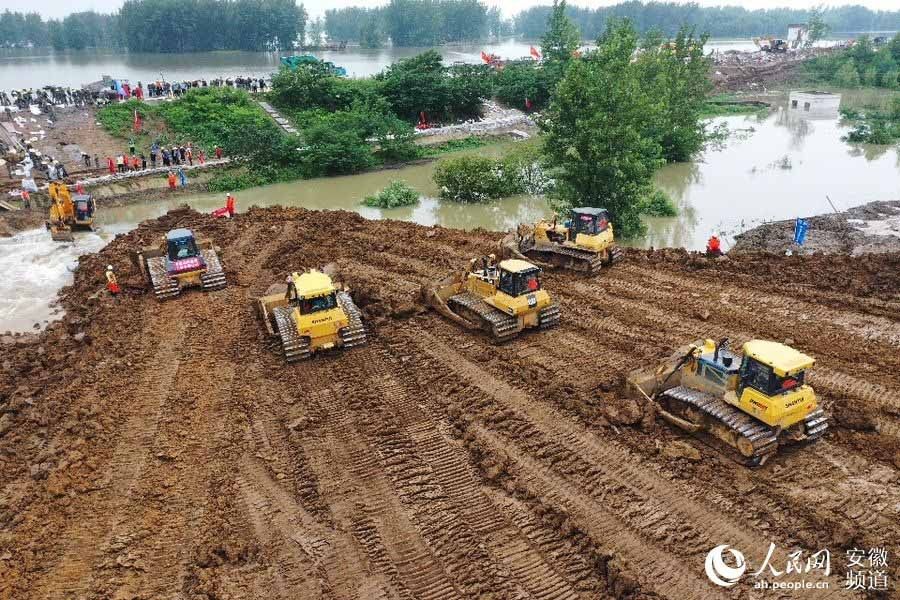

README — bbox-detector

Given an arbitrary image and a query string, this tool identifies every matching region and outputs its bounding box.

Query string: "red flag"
[530,46,541,60]
[481,51,491,63]
[133,109,142,133]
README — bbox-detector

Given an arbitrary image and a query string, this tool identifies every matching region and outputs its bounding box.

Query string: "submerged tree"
[541,19,664,238]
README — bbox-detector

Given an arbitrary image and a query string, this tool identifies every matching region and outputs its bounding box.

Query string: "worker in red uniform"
[106,265,120,295]
[214,145,223,159]
[226,193,236,217]
[706,235,723,257]
[107,156,115,174]
[167,171,177,190]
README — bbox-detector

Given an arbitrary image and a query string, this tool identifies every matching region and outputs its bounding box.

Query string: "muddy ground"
[2,106,124,192]
[733,200,900,255]
[1,206,898,599]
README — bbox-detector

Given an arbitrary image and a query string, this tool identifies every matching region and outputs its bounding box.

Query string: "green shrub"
[639,188,678,216]
[362,180,420,208]
[494,62,551,111]
[433,155,523,203]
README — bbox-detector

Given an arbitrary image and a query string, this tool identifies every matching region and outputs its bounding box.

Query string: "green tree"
[806,5,829,46]
[637,26,712,162]
[540,0,581,89]
[359,15,386,48]
[307,16,324,47]
[540,19,664,238]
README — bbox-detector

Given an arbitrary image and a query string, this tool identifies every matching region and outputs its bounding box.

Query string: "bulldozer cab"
[497,260,542,297]
[568,208,611,237]
[737,340,813,398]
[166,229,200,261]
[73,194,95,222]
[287,271,339,315]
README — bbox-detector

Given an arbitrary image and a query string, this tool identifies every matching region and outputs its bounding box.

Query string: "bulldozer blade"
[497,232,531,262]
[421,275,479,331]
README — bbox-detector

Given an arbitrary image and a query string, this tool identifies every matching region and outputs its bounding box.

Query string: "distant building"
[788,91,840,120]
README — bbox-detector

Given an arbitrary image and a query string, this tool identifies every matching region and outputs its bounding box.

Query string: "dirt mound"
[1,206,898,599]
[733,200,900,256]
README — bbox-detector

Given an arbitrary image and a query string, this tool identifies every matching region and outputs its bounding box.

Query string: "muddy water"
[3,89,899,333]
[0,38,841,89]
[648,89,900,249]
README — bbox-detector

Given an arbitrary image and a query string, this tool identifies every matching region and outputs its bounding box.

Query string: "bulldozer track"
[337,291,367,349]
[9,209,891,599]
[272,306,311,361]
[658,386,781,465]
[520,240,606,274]
[448,292,519,342]
[199,249,227,291]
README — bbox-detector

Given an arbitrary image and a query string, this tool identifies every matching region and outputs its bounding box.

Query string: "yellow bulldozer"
[423,255,560,342]
[136,228,227,299]
[502,207,623,274]
[257,268,367,362]
[46,181,96,242]
[627,338,828,466]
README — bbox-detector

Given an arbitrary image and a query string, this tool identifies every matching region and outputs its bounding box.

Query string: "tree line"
[0,0,307,52]
[513,3,900,40]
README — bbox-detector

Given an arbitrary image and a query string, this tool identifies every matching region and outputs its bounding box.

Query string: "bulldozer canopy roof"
[292,270,335,298]
[571,207,609,216]
[499,259,539,273]
[743,340,814,376]
[166,228,194,241]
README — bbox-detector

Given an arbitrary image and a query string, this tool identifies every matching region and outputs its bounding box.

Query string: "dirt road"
[1,207,898,599]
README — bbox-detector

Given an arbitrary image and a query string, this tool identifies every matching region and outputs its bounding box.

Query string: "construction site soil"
[1,206,899,600]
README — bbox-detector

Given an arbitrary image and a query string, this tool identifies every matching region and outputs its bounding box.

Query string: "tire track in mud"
[85,289,240,598]
[337,343,587,600]
[613,263,900,348]
[302,377,463,600]
[406,329,855,599]
[29,309,188,599]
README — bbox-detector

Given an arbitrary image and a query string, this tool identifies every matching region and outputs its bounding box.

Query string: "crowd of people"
[103,140,223,174]
[1,75,270,116]
[145,76,268,98]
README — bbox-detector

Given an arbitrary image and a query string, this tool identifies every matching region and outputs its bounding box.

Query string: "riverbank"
[732,200,900,255]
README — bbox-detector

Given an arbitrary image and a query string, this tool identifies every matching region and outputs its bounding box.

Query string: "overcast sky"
[12,0,900,21]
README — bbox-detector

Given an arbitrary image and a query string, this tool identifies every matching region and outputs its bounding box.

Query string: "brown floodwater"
[97,88,900,251]
[3,89,898,333]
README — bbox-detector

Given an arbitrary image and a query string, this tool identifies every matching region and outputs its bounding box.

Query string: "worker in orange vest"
[167,171,177,190]
[226,193,236,217]
[706,235,723,257]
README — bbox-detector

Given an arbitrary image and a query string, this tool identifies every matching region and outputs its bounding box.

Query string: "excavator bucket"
[49,226,75,242]
[420,272,479,331]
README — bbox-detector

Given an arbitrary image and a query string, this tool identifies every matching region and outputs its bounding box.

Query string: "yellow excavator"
[423,255,560,342]
[46,181,96,242]
[628,338,828,466]
[257,268,367,362]
[136,228,227,299]
[502,207,623,274]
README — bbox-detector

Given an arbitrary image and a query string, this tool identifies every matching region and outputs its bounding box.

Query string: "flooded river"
[0,38,845,89]
[2,88,899,333]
